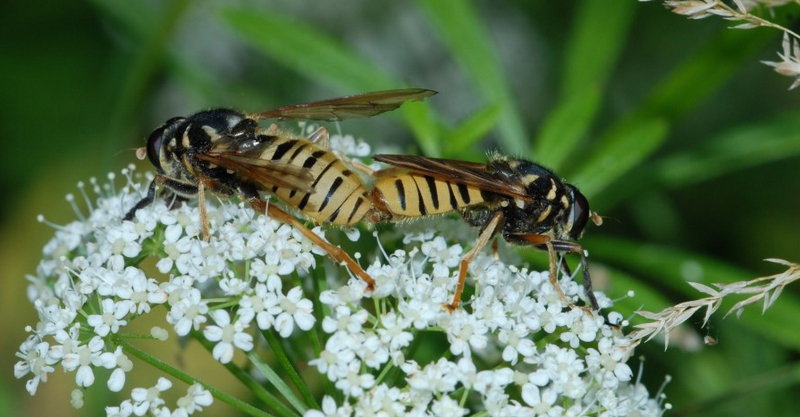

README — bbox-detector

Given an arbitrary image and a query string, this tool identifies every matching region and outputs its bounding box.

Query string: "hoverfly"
[367,154,602,311]
[124,88,437,290]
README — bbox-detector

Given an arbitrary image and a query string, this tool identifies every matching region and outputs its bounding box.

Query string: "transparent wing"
[197,147,314,192]
[253,88,436,121]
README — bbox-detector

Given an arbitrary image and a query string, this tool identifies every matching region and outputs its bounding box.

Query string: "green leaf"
[604,266,677,317]
[89,0,194,149]
[403,100,443,157]
[536,0,634,172]
[221,8,440,153]
[570,118,669,199]
[634,27,777,123]
[222,9,394,91]
[598,109,800,211]
[120,338,279,417]
[672,361,800,416]
[416,0,528,154]
[654,111,800,187]
[560,0,635,99]
[248,349,308,414]
[533,87,600,170]
[577,17,777,209]
[443,104,502,156]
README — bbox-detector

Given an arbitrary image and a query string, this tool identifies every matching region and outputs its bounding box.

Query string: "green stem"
[117,338,274,417]
[374,360,395,385]
[189,330,300,417]
[309,264,340,402]
[262,329,319,409]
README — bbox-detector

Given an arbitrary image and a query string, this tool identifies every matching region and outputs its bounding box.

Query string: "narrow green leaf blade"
[560,0,635,98]
[416,0,528,154]
[221,8,441,153]
[248,351,307,414]
[534,87,600,170]
[222,9,393,91]
[571,118,669,199]
[443,104,502,156]
[654,111,800,187]
[635,26,777,123]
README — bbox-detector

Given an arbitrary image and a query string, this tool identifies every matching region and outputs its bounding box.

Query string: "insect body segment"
[125,88,438,291]
[234,135,372,226]
[371,173,487,218]
[369,154,600,311]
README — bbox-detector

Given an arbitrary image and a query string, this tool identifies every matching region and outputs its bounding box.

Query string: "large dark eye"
[146,117,184,170]
[566,185,590,240]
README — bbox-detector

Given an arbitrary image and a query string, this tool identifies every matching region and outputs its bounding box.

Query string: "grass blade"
[443,104,502,156]
[221,8,440,152]
[654,111,800,187]
[559,0,635,99]
[570,118,669,199]
[222,8,394,91]
[534,87,600,170]
[416,0,528,154]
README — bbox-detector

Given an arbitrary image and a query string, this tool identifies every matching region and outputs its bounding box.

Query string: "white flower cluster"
[15,168,319,416]
[104,379,213,417]
[304,233,665,416]
[14,165,668,416]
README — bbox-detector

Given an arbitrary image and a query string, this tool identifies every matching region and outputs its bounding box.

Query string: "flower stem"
[117,338,275,417]
[262,329,318,409]
[308,267,340,401]
[189,330,300,417]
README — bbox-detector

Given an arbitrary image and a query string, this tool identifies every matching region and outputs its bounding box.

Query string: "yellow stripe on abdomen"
[372,174,486,218]
[259,138,370,225]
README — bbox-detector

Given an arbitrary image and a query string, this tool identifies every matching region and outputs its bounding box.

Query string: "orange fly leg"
[444,211,504,313]
[248,198,376,292]
[197,181,210,241]
[549,239,598,311]
[511,233,574,309]
[197,177,229,242]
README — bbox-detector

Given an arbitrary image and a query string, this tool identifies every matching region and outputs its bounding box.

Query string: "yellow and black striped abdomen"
[372,174,486,219]
[257,137,371,226]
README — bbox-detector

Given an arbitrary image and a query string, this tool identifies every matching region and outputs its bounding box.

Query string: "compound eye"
[567,185,590,240]
[146,117,183,169]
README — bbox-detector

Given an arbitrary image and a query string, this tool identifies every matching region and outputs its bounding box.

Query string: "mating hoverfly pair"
[124,89,602,311]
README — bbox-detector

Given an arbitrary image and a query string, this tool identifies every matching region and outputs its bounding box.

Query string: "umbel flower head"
[15,133,668,416]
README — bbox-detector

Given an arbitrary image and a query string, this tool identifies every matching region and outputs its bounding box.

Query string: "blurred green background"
[2,1,800,416]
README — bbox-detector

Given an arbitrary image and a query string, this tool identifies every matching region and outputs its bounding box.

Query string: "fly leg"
[123,175,198,221]
[197,181,214,241]
[124,179,159,221]
[509,233,598,311]
[246,197,376,292]
[444,211,504,313]
[550,240,598,311]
